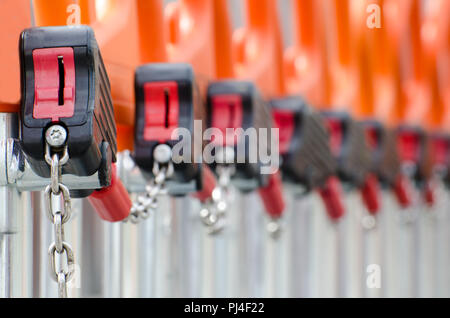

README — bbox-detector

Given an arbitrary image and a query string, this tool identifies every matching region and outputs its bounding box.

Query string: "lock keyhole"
[57,56,65,105]
[228,103,235,128]
[164,88,170,128]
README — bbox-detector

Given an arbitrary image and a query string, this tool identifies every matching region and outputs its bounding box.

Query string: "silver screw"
[267,220,282,239]
[153,144,172,164]
[361,215,376,230]
[45,125,67,147]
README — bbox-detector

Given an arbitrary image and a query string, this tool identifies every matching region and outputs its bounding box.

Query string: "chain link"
[199,165,233,234]
[126,160,173,224]
[44,144,75,298]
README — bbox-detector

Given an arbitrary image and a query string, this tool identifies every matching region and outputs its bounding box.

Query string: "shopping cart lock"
[19,26,130,222]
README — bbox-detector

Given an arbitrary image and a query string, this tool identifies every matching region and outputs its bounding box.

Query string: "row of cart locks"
[0,0,449,298]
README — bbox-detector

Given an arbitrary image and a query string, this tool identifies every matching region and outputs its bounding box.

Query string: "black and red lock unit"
[270,96,345,220]
[361,120,413,209]
[396,126,443,207]
[134,63,215,200]
[19,26,130,222]
[321,111,381,216]
[422,133,450,205]
[396,126,428,184]
[424,133,450,181]
[206,81,285,219]
[395,126,447,208]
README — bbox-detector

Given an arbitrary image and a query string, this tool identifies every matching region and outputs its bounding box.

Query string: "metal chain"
[126,163,172,223]
[199,165,233,235]
[44,143,75,298]
[126,144,174,224]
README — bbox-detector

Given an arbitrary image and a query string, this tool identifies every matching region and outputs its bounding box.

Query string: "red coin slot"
[32,47,75,121]
[364,126,379,151]
[324,118,343,157]
[143,81,179,143]
[272,110,295,155]
[211,94,243,146]
[397,130,421,163]
[430,136,449,166]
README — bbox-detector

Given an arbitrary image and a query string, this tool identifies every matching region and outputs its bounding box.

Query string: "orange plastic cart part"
[383,0,447,130]
[232,0,285,98]
[284,0,332,108]
[33,0,79,26]
[212,0,235,79]
[436,1,450,132]
[164,0,235,81]
[164,0,216,87]
[364,0,406,127]
[421,0,450,133]
[326,0,357,112]
[333,0,352,68]
[349,0,376,120]
[398,0,431,128]
[136,0,167,64]
[0,0,32,113]
[291,0,356,112]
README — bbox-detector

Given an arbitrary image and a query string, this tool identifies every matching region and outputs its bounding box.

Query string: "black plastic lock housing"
[361,120,402,187]
[134,63,203,194]
[206,80,273,191]
[19,26,116,186]
[395,125,429,185]
[270,96,336,191]
[321,111,372,187]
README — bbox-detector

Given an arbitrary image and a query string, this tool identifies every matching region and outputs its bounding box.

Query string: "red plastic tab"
[33,47,75,121]
[211,94,243,146]
[318,176,345,220]
[430,136,449,166]
[192,165,217,203]
[364,126,379,151]
[258,172,285,219]
[393,174,412,208]
[87,164,131,222]
[324,118,343,157]
[397,131,421,162]
[143,81,179,143]
[424,181,435,207]
[360,173,381,215]
[272,110,295,155]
